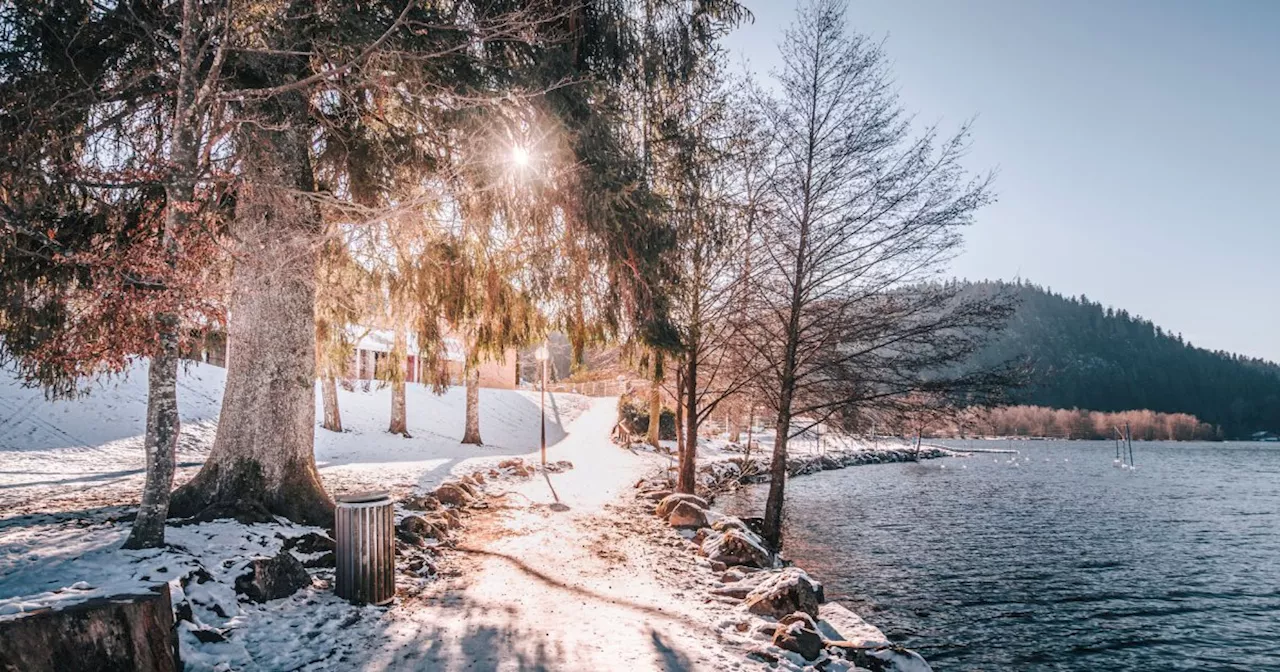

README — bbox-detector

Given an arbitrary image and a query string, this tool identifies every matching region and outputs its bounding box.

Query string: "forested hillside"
[965,281,1280,438]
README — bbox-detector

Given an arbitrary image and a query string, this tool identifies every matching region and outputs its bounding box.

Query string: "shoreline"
[628,441,944,671]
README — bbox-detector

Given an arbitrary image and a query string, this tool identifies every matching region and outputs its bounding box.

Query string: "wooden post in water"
[1127,422,1135,467]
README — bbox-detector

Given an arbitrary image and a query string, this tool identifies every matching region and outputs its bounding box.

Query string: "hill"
[964,281,1280,439]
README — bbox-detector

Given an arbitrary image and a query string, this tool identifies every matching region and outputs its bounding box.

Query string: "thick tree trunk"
[169,114,333,526]
[461,365,482,445]
[388,325,408,436]
[677,350,698,494]
[321,375,342,433]
[647,380,662,447]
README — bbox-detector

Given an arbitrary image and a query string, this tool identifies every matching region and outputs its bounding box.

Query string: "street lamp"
[534,343,549,466]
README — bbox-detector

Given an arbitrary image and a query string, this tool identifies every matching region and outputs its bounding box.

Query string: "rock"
[234,551,312,603]
[654,493,708,518]
[743,568,823,619]
[691,528,710,546]
[398,515,442,539]
[641,489,673,502]
[0,584,179,672]
[701,528,775,569]
[400,493,440,511]
[471,472,486,485]
[667,500,709,529]
[283,532,336,555]
[816,602,890,648]
[772,616,824,661]
[498,458,524,470]
[434,483,474,507]
[860,646,934,672]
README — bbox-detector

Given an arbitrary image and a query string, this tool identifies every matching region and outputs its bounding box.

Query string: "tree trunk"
[124,333,180,549]
[388,325,408,436]
[727,404,741,443]
[677,350,698,494]
[647,380,662,447]
[762,401,792,550]
[125,41,197,547]
[461,365,482,445]
[674,366,685,462]
[169,111,332,526]
[321,375,342,433]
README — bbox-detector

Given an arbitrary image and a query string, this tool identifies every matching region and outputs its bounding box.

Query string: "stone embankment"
[695,444,951,495]
[635,485,935,671]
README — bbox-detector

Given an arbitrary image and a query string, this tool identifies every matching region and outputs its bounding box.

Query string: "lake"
[722,440,1280,671]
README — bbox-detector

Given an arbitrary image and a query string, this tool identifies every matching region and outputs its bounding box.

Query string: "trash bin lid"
[336,491,390,504]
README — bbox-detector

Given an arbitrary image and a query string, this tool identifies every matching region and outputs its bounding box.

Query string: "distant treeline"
[927,405,1221,441]
[959,281,1280,439]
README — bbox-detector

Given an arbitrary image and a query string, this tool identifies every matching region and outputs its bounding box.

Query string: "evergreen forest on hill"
[963,281,1280,439]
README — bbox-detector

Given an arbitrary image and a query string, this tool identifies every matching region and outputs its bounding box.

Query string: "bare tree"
[744,0,1009,549]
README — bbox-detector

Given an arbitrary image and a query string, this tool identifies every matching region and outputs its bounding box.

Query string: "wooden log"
[0,583,178,672]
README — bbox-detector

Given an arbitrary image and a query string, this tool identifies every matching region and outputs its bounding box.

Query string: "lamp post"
[535,343,549,466]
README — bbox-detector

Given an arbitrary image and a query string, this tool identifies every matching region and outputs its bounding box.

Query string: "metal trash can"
[334,491,395,605]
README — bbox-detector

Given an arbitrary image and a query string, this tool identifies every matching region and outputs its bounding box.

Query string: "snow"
[0,359,923,670]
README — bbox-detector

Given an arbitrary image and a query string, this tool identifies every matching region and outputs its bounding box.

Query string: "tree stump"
[0,584,178,672]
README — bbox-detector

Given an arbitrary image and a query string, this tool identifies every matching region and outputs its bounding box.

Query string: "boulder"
[772,614,825,661]
[641,489,673,502]
[400,493,440,511]
[398,515,442,539]
[234,551,312,603]
[667,500,709,529]
[282,532,336,555]
[498,458,524,470]
[816,602,890,648]
[701,528,775,569]
[743,568,823,619]
[471,472,486,485]
[434,483,474,507]
[0,584,179,672]
[654,493,708,518]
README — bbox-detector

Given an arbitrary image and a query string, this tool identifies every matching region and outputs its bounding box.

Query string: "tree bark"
[648,379,662,447]
[124,334,180,549]
[674,366,685,461]
[321,375,343,433]
[388,325,408,436]
[461,364,482,445]
[677,349,698,494]
[125,23,198,546]
[169,109,333,526]
[727,403,741,443]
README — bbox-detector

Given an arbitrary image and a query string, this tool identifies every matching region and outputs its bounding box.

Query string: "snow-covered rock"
[654,493,708,518]
[233,551,312,603]
[772,612,825,661]
[816,602,890,648]
[434,482,474,507]
[667,500,709,529]
[744,567,824,619]
[702,527,776,569]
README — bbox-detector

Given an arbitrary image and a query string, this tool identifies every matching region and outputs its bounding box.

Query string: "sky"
[723,0,1280,362]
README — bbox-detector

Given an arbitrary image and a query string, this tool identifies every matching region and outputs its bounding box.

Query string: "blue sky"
[723,0,1279,361]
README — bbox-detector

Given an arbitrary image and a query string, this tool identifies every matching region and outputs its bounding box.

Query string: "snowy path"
[341,397,751,672]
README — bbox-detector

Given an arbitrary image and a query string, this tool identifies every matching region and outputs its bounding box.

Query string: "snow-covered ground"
[0,361,590,516]
[0,360,923,670]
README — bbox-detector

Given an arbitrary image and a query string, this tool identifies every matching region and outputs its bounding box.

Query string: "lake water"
[722,440,1280,671]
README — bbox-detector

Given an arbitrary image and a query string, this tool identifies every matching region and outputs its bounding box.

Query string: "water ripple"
[724,441,1280,671]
